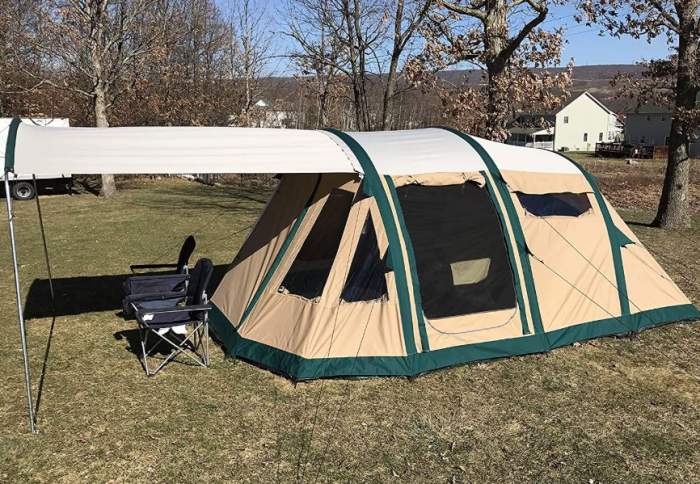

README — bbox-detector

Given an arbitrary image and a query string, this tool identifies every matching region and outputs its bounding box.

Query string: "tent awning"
[4,121,581,177]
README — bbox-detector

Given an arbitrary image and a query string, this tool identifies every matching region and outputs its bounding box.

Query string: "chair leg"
[138,322,209,377]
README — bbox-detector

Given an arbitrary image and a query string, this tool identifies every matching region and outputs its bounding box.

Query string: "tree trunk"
[94,83,117,198]
[653,9,698,229]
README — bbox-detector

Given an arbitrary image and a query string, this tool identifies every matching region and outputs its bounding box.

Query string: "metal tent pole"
[4,173,37,433]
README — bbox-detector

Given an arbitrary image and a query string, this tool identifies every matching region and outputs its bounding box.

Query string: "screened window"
[397,182,516,319]
[280,188,354,299]
[341,214,388,302]
[583,133,588,142]
[517,192,592,217]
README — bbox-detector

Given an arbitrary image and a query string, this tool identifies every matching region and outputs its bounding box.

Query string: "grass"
[0,167,698,483]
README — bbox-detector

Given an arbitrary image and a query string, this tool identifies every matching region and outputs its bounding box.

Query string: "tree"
[577,0,699,229]
[228,0,275,127]
[406,0,571,141]
[17,0,169,196]
[381,0,432,129]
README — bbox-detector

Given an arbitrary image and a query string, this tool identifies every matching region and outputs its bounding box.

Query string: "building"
[625,104,700,157]
[554,92,623,152]
[507,92,623,152]
[625,105,672,146]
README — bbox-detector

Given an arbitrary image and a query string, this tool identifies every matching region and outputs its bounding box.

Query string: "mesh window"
[517,192,592,217]
[280,188,354,299]
[341,214,388,302]
[397,182,516,319]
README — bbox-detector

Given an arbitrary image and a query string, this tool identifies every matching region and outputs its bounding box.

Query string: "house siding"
[554,93,620,152]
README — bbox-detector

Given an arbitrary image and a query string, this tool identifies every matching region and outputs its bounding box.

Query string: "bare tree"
[286,0,346,128]
[406,0,570,141]
[578,0,699,229]
[15,0,169,196]
[228,0,274,126]
[380,0,431,130]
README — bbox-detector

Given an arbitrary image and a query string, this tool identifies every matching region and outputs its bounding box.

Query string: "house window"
[599,132,604,142]
[583,133,588,142]
[563,116,569,124]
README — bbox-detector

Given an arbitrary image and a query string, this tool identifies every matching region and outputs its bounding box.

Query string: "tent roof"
[5,122,580,177]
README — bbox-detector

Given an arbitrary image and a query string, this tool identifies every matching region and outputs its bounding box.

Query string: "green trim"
[483,174,530,335]
[237,206,309,328]
[385,176,430,352]
[4,117,20,173]
[323,129,419,357]
[554,153,631,319]
[439,127,545,336]
[209,301,699,380]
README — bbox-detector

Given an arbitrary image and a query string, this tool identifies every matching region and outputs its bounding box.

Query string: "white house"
[554,92,623,152]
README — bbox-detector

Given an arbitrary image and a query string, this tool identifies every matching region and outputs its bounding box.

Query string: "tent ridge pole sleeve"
[322,128,424,357]
[4,117,21,173]
[384,176,430,352]
[482,173,531,335]
[438,127,546,338]
[554,152,632,321]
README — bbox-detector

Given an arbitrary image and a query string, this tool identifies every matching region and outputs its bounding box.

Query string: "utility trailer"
[1,118,72,200]
[595,142,654,159]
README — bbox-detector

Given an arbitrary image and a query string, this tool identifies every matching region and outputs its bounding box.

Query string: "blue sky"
[224,1,673,70]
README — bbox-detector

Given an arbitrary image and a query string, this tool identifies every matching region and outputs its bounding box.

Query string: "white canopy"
[6,122,579,177]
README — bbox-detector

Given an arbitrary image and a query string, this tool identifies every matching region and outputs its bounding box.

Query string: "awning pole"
[4,173,37,433]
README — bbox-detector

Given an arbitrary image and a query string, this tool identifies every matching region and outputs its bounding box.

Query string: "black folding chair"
[131,258,214,377]
[130,235,196,274]
[121,236,196,318]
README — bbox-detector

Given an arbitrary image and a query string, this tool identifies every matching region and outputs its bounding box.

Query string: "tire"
[11,181,35,201]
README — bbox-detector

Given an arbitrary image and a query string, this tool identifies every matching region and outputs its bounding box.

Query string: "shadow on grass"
[24,264,230,320]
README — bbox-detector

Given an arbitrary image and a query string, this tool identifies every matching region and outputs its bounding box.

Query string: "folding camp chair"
[121,235,196,317]
[130,235,196,274]
[131,258,214,377]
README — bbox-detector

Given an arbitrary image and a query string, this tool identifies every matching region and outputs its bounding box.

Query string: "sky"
[224,1,674,72]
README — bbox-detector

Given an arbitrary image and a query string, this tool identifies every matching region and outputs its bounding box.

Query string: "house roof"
[627,105,673,115]
[559,91,617,116]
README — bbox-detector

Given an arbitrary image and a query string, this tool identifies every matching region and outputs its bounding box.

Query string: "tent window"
[280,188,354,300]
[396,182,516,319]
[341,214,388,302]
[517,192,592,217]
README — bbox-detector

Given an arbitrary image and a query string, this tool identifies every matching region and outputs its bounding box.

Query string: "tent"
[5,121,699,428]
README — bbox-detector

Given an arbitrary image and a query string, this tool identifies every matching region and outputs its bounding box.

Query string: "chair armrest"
[130,263,179,273]
[138,303,212,316]
[126,290,186,303]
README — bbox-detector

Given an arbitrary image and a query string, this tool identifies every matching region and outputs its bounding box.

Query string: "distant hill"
[438,64,645,113]
[261,64,645,115]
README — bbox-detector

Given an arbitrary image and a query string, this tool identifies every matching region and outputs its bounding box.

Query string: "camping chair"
[130,235,196,274]
[131,258,214,377]
[121,235,196,318]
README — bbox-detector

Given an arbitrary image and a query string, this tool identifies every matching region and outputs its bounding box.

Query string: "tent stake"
[4,173,37,434]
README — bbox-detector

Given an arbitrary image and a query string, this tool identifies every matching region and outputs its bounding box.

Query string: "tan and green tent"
[6,121,699,383]
[207,128,698,379]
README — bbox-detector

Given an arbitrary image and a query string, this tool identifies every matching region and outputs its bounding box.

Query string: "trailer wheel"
[11,181,36,201]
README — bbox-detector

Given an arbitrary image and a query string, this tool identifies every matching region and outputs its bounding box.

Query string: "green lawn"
[0,173,698,482]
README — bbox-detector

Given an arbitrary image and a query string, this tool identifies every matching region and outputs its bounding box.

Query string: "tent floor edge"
[208,302,699,380]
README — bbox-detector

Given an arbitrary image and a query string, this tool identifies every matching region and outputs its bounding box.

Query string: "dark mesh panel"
[281,188,354,299]
[516,192,592,217]
[341,214,388,302]
[396,182,516,319]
